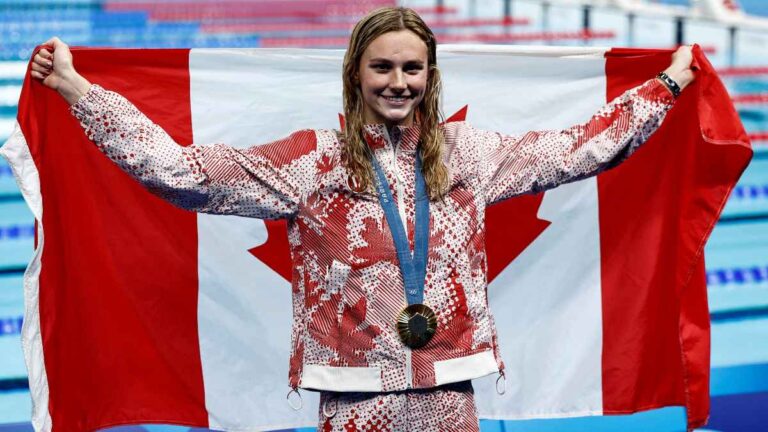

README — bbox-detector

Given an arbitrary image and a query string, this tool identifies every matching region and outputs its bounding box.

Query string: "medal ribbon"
[370,150,430,305]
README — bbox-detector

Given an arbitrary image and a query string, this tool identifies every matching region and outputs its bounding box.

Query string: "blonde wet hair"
[341,6,448,200]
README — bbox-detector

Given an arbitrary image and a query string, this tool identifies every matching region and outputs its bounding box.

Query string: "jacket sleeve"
[69,84,318,219]
[473,78,676,206]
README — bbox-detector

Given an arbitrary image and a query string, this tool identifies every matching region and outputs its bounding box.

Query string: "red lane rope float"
[667,44,716,55]
[104,0,391,10]
[104,0,394,20]
[151,8,383,20]
[201,17,531,34]
[723,0,741,12]
[411,5,459,15]
[693,45,716,54]
[732,94,768,104]
[260,30,616,48]
[717,67,768,77]
[450,30,616,43]
[748,132,768,142]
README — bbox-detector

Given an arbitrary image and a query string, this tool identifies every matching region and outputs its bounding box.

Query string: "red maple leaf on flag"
[249,219,292,280]
[486,193,550,283]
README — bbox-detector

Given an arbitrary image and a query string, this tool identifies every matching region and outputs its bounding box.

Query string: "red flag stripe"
[600,48,687,422]
[21,48,209,431]
[600,47,752,430]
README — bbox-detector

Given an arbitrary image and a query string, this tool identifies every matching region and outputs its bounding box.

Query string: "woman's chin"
[381,109,415,126]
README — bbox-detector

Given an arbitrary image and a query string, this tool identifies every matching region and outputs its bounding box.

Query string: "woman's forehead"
[362,30,428,61]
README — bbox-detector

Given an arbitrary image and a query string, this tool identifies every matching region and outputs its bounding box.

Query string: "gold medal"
[396,304,438,349]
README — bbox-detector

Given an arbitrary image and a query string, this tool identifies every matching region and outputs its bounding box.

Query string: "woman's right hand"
[30,37,92,105]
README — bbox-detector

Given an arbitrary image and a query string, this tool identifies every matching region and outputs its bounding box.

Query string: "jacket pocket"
[305,260,352,363]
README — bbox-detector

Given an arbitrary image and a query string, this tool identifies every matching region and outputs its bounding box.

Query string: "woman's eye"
[405,65,424,74]
[372,64,390,71]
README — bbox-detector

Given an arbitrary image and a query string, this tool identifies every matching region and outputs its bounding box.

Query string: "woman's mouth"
[381,95,409,105]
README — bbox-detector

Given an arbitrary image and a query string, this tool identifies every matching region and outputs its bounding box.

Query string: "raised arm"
[475,46,695,206]
[31,37,318,219]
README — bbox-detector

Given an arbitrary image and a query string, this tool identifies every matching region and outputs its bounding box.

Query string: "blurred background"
[0,0,766,431]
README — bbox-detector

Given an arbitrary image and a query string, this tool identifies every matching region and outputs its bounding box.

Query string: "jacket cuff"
[68,84,108,125]
[646,77,677,106]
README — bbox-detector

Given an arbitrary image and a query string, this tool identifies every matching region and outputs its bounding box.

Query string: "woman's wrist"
[57,71,92,106]
[656,72,681,98]
[661,66,693,92]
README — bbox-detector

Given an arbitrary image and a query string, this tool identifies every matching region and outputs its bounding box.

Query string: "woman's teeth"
[383,95,407,103]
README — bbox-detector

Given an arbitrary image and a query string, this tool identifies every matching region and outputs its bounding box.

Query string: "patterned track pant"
[318,381,480,432]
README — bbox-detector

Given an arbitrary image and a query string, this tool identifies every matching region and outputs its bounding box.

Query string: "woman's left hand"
[661,45,696,92]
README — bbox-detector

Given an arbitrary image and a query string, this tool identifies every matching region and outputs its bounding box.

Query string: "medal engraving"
[397,304,438,349]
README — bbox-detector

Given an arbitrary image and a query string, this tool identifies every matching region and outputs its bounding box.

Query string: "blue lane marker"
[477,407,688,432]
[731,184,768,201]
[0,316,22,336]
[0,225,34,241]
[707,265,768,287]
[711,363,768,396]
[0,165,15,178]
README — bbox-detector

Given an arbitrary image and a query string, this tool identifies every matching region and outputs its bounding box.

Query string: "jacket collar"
[363,123,420,153]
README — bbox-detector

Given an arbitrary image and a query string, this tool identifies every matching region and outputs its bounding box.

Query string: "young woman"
[31,6,694,431]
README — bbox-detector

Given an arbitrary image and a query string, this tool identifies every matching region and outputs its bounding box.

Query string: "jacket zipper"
[405,346,413,389]
[391,135,408,228]
[385,129,415,389]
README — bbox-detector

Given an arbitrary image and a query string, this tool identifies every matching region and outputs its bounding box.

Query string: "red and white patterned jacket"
[70,78,675,393]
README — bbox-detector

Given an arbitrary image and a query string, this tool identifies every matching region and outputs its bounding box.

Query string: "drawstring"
[286,387,303,411]
[496,370,507,395]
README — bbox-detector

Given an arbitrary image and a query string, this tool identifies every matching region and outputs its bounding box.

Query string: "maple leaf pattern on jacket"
[350,216,395,270]
[316,153,336,176]
[309,294,382,367]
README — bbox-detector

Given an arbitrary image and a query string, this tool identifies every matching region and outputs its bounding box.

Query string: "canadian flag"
[0,45,751,432]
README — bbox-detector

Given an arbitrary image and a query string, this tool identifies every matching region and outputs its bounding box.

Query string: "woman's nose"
[390,70,407,90]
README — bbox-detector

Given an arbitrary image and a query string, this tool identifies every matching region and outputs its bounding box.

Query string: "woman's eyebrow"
[367,58,425,65]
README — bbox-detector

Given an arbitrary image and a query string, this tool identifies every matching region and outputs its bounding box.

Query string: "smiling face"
[357,30,429,128]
